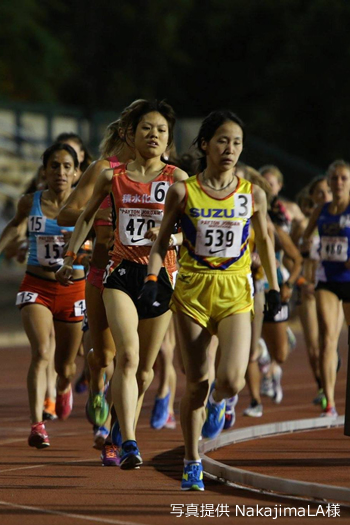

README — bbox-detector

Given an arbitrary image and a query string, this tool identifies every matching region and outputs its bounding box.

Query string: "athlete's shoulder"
[161,164,188,181]
[18,192,35,215]
[112,163,126,177]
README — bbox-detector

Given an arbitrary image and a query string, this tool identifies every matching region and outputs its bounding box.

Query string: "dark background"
[1,0,349,196]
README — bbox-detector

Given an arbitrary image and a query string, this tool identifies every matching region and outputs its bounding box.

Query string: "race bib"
[28,215,46,233]
[234,193,252,219]
[320,236,348,262]
[74,299,86,317]
[37,235,65,267]
[195,220,243,257]
[119,208,163,246]
[16,291,38,306]
[150,181,170,204]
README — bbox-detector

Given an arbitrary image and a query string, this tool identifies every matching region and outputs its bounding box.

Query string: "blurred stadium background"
[1,0,350,334]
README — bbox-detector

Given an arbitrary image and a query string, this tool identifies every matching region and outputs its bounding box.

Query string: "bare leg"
[175,311,212,461]
[316,290,342,408]
[103,289,139,443]
[136,310,172,424]
[21,305,53,423]
[86,281,116,393]
[54,320,83,394]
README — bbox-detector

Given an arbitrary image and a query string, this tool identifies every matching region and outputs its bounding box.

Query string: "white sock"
[209,389,222,406]
[184,458,201,466]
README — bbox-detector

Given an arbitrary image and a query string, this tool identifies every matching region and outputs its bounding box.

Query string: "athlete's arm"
[0,194,32,254]
[55,169,112,285]
[147,181,186,276]
[143,168,188,245]
[251,185,279,291]
[57,160,110,226]
[300,204,323,255]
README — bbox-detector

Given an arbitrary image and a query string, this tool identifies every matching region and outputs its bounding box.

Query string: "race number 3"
[234,193,252,219]
[28,216,46,233]
[16,291,38,306]
[150,181,170,204]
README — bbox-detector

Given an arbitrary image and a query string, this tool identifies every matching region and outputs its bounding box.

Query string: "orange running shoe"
[43,397,57,421]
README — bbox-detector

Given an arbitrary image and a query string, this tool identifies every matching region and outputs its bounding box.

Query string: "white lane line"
[0,500,147,525]
[0,457,97,474]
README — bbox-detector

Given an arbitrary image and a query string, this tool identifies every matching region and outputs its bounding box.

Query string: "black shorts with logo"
[263,301,289,323]
[315,281,350,303]
[103,259,173,320]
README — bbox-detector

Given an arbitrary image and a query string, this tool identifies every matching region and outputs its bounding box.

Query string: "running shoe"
[258,338,271,374]
[28,422,50,449]
[260,375,274,398]
[202,384,226,439]
[55,386,73,420]
[321,405,338,418]
[223,394,238,429]
[164,413,176,429]
[101,444,120,466]
[86,391,109,427]
[272,364,283,404]
[111,418,122,447]
[181,462,205,491]
[119,440,143,470]
[42,397,57,421]
[243,401,263,417]
[313,388,327,410]
[150,392,170,429]
[93,425,109,450]
[74,370,89,394]
[286,326,297,351]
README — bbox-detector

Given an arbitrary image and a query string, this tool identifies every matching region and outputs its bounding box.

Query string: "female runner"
[302,160,350,416]
[56,99,187,469]
[0,143,85,447]
[140,110,280,491]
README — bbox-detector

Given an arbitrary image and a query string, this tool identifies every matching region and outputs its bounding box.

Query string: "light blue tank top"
[27,191,83,270]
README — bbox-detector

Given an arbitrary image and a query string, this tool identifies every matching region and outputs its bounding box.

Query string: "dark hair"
[308,175,328,196]
[193,110,244,171]
[123,99,176,148]
[98,99,148,158]
[55,132,92,172]
[42,143,79,169]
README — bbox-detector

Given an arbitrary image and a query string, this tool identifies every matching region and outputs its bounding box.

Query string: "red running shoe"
[56,386,73,420]
[28,422,50,449]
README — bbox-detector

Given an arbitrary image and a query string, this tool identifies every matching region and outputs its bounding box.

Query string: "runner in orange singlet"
[56,100,187,469]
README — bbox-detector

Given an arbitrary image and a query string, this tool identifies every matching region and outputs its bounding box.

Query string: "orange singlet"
[108,163,177,280]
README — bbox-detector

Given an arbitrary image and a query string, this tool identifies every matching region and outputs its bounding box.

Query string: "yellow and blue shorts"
[170,269,254,335]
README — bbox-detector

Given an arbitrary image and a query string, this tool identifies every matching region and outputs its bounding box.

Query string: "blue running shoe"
[181,462,204,491]
[120,440,143,470]
[150,392,170,429]
[202,386,226,439]
[111,417,122,447]
[223,394,238,429]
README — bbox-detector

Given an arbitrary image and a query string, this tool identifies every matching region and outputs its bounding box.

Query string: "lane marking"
[0,457,97,474]
[0,500,148,525]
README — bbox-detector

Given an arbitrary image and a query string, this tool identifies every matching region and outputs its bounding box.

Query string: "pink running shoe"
[164,413,176,429]
[28,422,50,449]
[56,386,73,420]
[101,444,120,466]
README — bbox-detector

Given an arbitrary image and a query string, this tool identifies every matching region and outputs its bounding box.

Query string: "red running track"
[0,324,350,525]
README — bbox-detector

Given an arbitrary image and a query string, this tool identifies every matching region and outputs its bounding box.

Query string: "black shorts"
[103,259,173,320]
[263,302,289,323]
[315,281,350,302]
